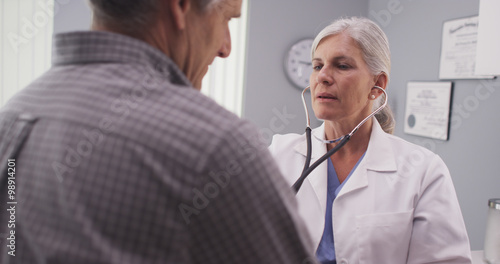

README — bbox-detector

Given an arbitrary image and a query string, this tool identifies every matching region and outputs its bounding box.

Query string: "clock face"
[284,38,314,89]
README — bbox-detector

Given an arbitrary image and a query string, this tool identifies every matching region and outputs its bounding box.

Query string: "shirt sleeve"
[187,119,318,264]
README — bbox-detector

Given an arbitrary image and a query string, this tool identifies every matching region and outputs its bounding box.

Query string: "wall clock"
[284,38,314,89]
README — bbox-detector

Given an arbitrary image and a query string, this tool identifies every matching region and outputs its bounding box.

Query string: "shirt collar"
[52,31,191,87]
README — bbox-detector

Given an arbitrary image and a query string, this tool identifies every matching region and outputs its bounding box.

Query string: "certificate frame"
[404,81,453,141]
[439,15,495,80]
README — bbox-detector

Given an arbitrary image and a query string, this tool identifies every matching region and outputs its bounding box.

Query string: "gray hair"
[311,17,395,134]
[88,0,222,35]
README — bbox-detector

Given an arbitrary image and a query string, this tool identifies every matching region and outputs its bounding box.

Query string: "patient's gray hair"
[311,17,395,134]
[88,0,222,34]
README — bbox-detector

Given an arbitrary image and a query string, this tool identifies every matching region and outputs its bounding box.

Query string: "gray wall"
[53,0,92,34]
[366,0,500,251]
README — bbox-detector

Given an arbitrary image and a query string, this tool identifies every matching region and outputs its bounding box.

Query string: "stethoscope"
[292,85,388,193]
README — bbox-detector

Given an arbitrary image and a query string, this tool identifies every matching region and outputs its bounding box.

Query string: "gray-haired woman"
[269,17,471,264]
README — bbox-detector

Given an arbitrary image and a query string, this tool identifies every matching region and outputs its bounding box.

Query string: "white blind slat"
[0,0,54,107]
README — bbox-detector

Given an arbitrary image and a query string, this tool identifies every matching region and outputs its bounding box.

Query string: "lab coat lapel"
[337,120,397,197]
[292,121,398,208]
[364,120,397,172]
[293,123,328,218]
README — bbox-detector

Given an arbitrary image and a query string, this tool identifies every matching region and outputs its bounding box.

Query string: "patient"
[0,0,317,263]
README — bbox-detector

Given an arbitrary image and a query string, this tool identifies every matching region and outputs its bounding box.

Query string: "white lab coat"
[269,120,472,264]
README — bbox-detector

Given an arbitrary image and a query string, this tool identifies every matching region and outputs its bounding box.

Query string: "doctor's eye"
[337,64,350,70]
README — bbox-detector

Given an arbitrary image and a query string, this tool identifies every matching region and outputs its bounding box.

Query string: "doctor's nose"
[316,69,334,85]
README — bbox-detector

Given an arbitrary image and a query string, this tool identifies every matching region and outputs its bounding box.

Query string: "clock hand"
[298,61,312,65]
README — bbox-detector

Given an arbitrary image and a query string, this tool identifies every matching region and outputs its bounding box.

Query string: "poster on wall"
[404,82,453,141]
[439,16,495,80]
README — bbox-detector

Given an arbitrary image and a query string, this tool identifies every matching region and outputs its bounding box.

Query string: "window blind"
[1,0,54,106]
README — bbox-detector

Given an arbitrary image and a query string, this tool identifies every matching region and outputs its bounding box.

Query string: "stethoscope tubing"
[292,86,387,193]
[292,131,350,192]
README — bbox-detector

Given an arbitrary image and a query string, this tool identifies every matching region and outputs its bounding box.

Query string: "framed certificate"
[439,16,494,80]
[404,82,453,141]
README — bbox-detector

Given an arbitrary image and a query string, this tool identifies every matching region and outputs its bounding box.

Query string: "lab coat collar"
[293,119,397,172]
[293,123,328,161]
[294,119,397,192]
[291,119,397,223]
[364,119,398,172]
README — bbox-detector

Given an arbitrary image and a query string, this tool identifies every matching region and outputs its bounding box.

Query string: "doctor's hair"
[88,0,222,36]
[311,16,395,134]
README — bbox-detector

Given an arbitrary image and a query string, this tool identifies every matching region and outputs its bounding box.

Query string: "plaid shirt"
[0,31,317,264]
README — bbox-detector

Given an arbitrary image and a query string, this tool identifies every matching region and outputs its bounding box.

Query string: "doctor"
[269,17,472,264]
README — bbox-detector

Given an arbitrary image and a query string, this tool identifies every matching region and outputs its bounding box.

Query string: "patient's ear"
[167,0,191,30]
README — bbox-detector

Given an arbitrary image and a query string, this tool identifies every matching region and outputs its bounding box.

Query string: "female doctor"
[269,17,472,264]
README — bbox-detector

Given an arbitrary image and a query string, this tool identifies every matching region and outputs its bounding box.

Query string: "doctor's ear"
[369,72,388,100]
[369,86,385,100]
[373,72,388,90]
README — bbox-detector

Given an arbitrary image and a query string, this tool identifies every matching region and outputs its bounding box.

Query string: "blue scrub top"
[316,152,365,264]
